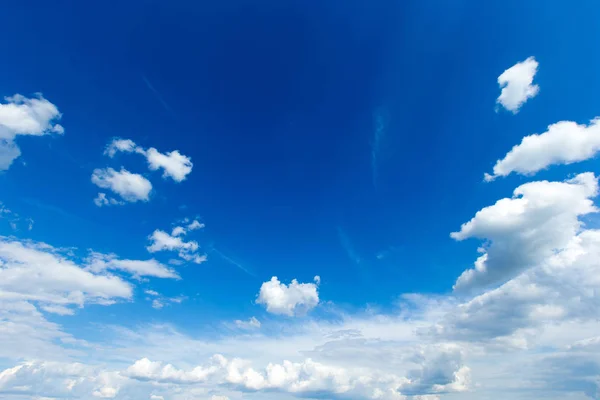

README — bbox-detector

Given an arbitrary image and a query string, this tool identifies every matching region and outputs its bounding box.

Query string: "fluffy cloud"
[147,220,206,264]
[126,356,224,384]
[104,138,138,157]
[145,147,193,182]
[0,93,64,170]
[86,252,179,280]
[105,137,193,182]
[234,317,261,330]
[439,228,600,345]
[0,237,132,308]
[485,118,600,180]
[257,276,320,316]
[496,56,539,113]
[451,173,598,291]
[91,167,152,202]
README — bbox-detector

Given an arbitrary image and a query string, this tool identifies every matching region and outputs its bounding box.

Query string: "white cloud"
[151,299,165,309]
[91,168,152,202]
[126,357,223,384]
[485,118,600,181]
[187,219,204,231]
[40,304,76,316]
[105,138,139,157]
[0,361,122,399]
[147,222,206,264]
[172,226,186,236]
[94,192,125,207]
[451,173,598,291]
[0,237,132,308]
[147,229,198,253]
[104,138,193,182]
[0,93,63,170]
[234,317,261,330]
[86,252,179,280]
[171,219,205,237]
[145,148,192,182]
[496,56,539,113]
[149,294,186,310]
[257,277,320,316]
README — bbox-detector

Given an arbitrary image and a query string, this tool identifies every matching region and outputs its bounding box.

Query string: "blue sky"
[2,1,600,399]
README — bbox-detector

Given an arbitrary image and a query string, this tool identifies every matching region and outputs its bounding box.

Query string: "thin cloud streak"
[209,245,256,277]
[142,75,177,120]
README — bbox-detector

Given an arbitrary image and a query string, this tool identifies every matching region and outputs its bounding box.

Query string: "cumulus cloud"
[496,56,539,113]
[104,138,138,157]
[451,173,598,291]
[257,276,320,316]
[145,147,193,182]
[91,168,152,202]
[147,230,197,253]
[0,93,64,170]
[444,228,600,342]
[147,220,206,264]
[126,356,224,384]
[104,137,193,182]
[86,252,179,280]
[485,118,600,181]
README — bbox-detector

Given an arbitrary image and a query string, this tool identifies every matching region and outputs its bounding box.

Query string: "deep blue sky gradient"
[2,0,600,331]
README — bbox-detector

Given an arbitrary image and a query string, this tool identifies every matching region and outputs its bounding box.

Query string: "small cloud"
[496,56,539,113]
[256,276,320,317]
[93,192,125,207]
[104,138,193,182]
[91,168,152,203]
[147,219,206,265]
[234,316,261,330]
[151,299,164,309]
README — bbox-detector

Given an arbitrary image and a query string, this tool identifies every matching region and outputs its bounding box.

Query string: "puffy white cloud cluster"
[257,276,320,316]
[147,218,207,264]
[105,137,193,182]
[125,356,224,384]
[93,139,193,205]
[0,93,64,170]
[496,56,539,113]
[452,172,598,291]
